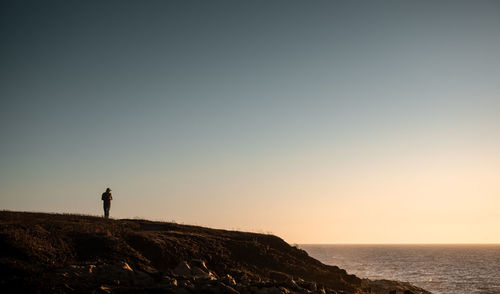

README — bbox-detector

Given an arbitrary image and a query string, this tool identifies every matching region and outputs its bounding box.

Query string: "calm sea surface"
[300,245,500,294]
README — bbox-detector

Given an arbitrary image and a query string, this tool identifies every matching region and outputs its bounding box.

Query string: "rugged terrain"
[0,211,431,294]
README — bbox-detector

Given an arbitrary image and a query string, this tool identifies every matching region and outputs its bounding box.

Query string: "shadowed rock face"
[0,211,431,294]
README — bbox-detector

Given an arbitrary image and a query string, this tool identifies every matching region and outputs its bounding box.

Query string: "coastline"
[0,211,431,294]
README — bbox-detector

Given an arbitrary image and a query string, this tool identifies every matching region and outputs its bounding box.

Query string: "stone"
[159,276,178,287]
[219,283,241,294]
[286,280,300,290]
[192,266,208,276]
[236,286,252,294]
[174,261,192,277]
[191,259,209,271]
[180,279,194,288]
[303,282,317,291]
[257,287,282,294]
[122,262,133,272]
[132,270,154,286]
[99,285,112,293]
[222,274,237,286]
[89,264,96,273]
[240,273,251,284]
[191,266,217,280]
[268,271,291,283]
[249,285,259,294]
[172,288,191,294]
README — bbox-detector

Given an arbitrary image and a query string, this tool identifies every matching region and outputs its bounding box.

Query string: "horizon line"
[298,243,500,245]
[4,210,500,245]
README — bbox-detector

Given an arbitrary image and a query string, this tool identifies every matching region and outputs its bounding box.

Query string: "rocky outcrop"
[0,211,431,294]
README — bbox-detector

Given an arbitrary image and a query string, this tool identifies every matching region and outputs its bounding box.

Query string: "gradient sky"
[1,1,499,243]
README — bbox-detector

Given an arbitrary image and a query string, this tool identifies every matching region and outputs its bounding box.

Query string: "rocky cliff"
[0,211,431,294]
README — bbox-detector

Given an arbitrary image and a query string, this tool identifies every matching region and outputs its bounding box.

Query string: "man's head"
[106,188,111,192]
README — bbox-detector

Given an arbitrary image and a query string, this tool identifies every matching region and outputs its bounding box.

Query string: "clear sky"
[1,1,499,244]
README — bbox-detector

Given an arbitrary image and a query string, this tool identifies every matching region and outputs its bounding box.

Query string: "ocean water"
[300,244,500,294]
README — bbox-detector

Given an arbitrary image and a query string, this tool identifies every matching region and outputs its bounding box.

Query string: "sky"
[1,0,499,244]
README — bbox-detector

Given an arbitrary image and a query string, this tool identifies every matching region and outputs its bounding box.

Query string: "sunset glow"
[1,1,499,244]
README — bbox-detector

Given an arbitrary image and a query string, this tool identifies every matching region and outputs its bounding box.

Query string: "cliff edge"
[0,211,431,294]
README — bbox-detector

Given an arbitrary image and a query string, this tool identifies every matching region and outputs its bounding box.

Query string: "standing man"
[101,188,113,218]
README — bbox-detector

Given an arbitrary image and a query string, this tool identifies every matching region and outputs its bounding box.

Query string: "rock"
[291,280,302,290]
[174,261,192,276]
[191,266,207,276]
[122,262,133,271]
[63,283,74,291]
[191,266,217,280]
[222,274,237,286]
[99,285,112,293]
[239,273,253,284]
[0,211,432,294]
[218,283,241,294]
[180,279,194,288]
[249,285,259,294]
[303,282,317,291]
[257,287,282,294]
[172,288,191,294]
[159,276,178,288]
[132,270,154,286]
[314,287,326,294]
[191,259,209,271]
[268,271,291,283]
[89,264,96,273]
[236,286,253,294]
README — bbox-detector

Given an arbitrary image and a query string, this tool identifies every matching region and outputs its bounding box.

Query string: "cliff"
[0,211,430,294]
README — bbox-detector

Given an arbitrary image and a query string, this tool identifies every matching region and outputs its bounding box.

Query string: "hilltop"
[0,211,430,294]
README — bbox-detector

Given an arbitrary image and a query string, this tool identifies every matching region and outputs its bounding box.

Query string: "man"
[101,188,113,218]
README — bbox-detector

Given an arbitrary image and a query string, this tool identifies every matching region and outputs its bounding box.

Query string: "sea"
[300,244,500,294]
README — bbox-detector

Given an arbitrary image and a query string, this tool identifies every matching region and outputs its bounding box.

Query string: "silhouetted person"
[101,188,113,218]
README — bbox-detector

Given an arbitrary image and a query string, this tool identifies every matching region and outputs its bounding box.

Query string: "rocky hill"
[0,211,431,294]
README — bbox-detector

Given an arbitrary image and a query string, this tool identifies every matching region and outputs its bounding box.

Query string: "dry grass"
[0,210,364,293]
